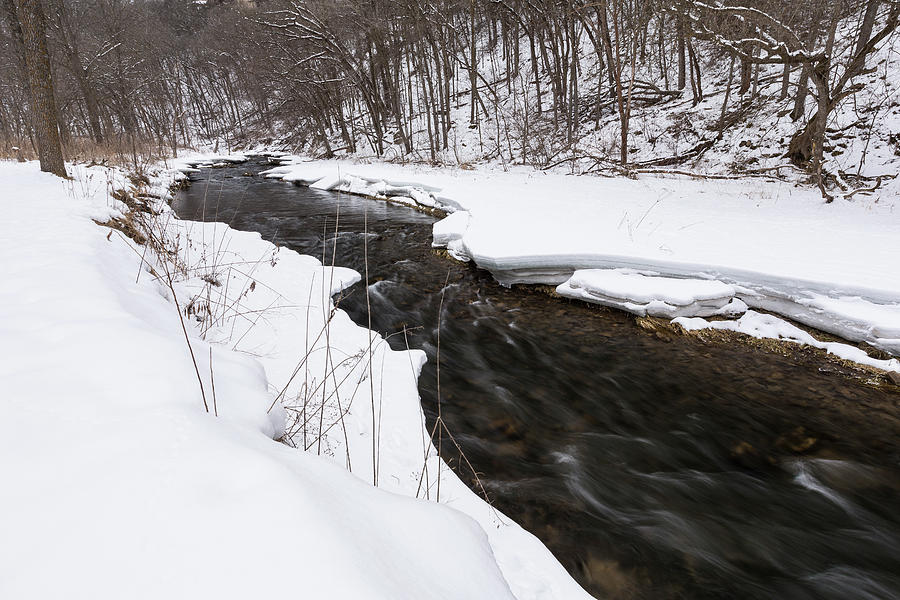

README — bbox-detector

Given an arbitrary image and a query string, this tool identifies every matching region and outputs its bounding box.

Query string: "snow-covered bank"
[0,159,590,600]
[257,156,900,359]
[674,311,900,374]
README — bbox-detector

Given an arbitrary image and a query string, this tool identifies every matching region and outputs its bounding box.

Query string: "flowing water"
[175,161,900,600]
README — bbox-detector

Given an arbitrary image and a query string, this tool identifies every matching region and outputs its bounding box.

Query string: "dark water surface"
[175,161,900,600]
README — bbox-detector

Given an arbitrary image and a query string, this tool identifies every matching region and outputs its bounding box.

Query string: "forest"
[1,0,895,198]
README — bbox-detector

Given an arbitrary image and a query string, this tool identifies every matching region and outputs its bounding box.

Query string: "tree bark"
[779,63,790,100]
[856,0,880,56]
[677,17,686,90]
[13,0,66,177]
[469,0,479,126]
[738,56,751,95]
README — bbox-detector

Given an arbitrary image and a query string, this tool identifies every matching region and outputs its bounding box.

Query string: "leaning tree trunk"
[14,0,66,177]
[856,0,880,56]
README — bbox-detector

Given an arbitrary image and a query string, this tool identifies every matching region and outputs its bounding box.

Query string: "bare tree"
[677,0,900,197]
[12,0,66,176]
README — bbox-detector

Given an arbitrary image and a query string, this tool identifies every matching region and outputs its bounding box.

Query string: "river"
[174,160,900,600]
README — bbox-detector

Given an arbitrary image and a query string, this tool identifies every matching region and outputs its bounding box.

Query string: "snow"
[557,268,736,318]
[309,173,344,190]
[738,292,900,356]
[433,210,470,247]
[258,159,464,212]
[192,153,248,167]
[433,210,472,261]
[674,311,900,373]
[263,156,900,360]
[0,159,591,600]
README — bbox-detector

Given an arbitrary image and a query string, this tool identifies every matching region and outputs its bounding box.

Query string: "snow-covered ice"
[258,159,464,212]
[557,269,737,318]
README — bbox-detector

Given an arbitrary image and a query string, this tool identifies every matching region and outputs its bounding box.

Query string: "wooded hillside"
[1,0,897,196]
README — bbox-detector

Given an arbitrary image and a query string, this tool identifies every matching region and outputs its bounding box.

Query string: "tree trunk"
[791,68,809,121]
[779,63,790,100]
[1,0,27,75]
[718,55,735,133]
[13,0,66,177]
[597,5,617,99]
[856,0,880,56]
[738,56,751,95]
[677,18,686,90]
[527,24,542,114]
[791,15,823,121]
[1,0,33,147]
[469,0,479,126]
[76,71,103,143]
[788,67,831,197]
[609,0,629,165]
[687,39,702,105]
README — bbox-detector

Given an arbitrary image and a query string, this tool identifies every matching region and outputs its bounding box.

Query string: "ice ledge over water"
[432,211,472,261]
[556,269,744,318]
[263,163,462,212]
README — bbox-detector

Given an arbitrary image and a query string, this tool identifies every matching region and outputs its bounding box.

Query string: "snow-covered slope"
[275,7,900,197]
[0,160,590,600]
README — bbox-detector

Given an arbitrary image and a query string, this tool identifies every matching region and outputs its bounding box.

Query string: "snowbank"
[0,160,590,600]
[674,311,900,374]
[741,292,900,355]
[433,209,472,260]
[262,157,900,358]
[259,160,464,212]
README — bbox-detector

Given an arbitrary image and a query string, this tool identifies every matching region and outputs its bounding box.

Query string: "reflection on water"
[175,162,900,600]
